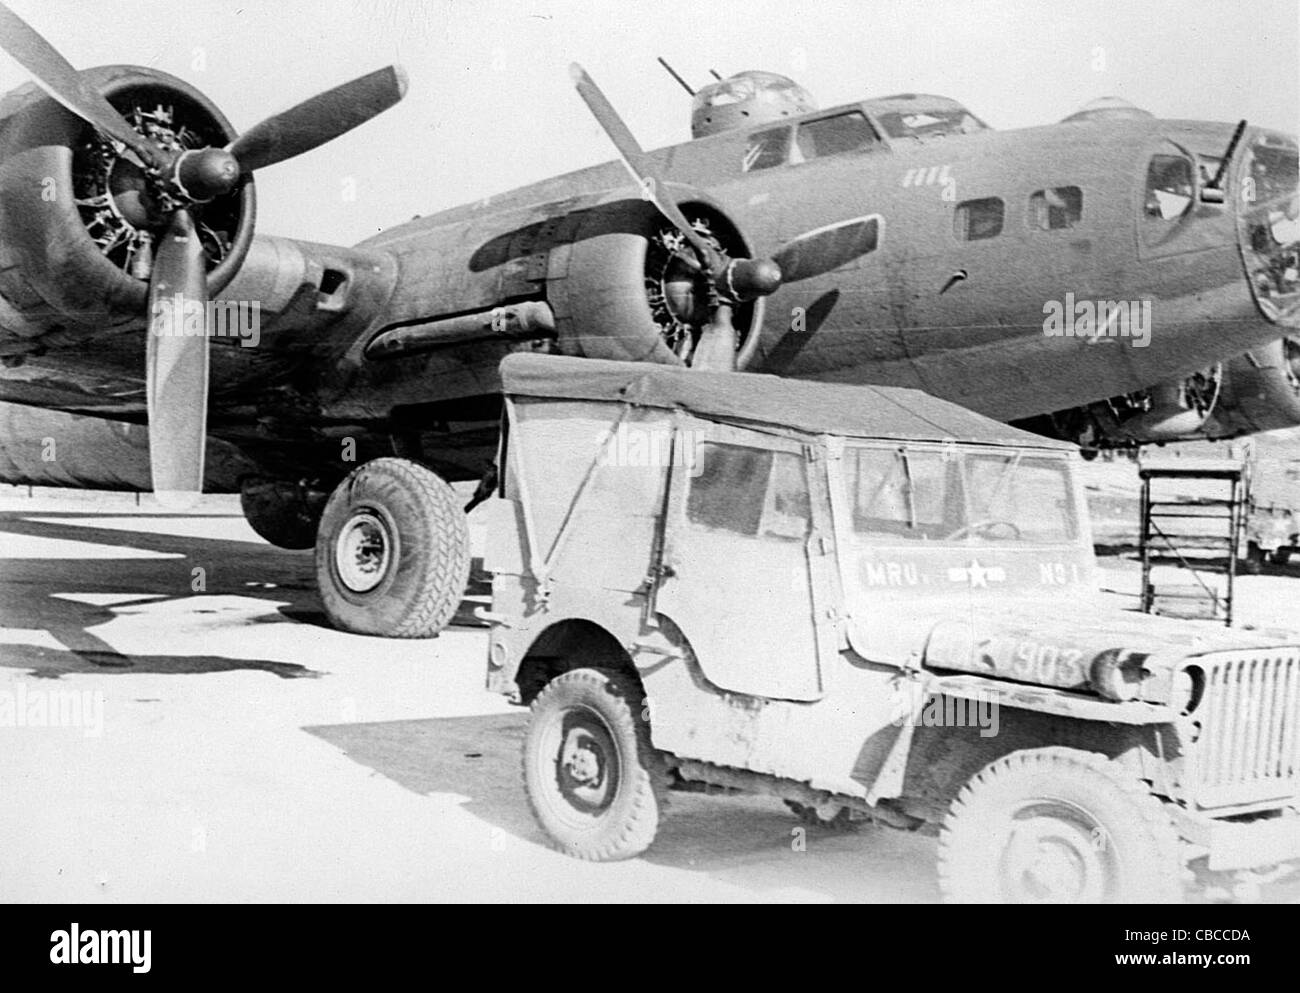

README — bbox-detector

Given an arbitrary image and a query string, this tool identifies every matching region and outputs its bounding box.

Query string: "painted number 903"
[990,637,1086,686]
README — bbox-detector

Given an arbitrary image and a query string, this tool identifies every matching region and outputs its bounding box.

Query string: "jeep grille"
[1190,650,1300,809]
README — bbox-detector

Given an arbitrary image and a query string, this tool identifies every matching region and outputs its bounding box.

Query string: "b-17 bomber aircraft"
[0,4,1295,638]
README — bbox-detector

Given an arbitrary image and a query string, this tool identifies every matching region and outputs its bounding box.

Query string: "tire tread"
[937,746,1184,903]
[523,667,663,861]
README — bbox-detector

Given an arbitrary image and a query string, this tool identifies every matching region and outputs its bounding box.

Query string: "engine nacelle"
[362,189,764,369]
[546,191,764,367]
[0,66,254,353]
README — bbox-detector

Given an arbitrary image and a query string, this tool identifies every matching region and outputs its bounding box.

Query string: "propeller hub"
[172,147,241,202]
[723,257,783,301]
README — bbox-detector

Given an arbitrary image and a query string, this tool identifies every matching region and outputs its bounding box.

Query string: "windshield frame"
[833,439,1084,548]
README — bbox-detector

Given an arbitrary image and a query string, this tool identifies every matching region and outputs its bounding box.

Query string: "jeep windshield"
[843,445,1079,545]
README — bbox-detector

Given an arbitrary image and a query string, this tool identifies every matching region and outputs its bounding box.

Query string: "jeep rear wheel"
[938,747,1183,904]
[314,458,470,638]
[522,667,663,861]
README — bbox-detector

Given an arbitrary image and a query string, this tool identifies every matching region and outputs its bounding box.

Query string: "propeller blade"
[227,65,408,173]
[0,2,165,170]
[691,303,739,372]
[145,209,210,507]
[570,62,718,267]
[772,216,881,283]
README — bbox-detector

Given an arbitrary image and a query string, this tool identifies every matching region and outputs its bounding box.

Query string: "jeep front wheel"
[938,747,1183,904]
[522,667,663,861]
[315,458,470,638]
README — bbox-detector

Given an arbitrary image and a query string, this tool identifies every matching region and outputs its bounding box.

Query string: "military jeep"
[482,353,1300,902]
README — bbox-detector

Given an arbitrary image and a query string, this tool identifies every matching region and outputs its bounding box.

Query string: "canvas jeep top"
[482,352,1300,902]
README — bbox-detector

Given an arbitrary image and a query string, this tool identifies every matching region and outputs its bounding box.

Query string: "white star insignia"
[947,559,1006,587]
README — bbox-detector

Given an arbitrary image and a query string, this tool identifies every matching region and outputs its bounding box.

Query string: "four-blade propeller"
[571,62,879,371]
[0,2,407,505]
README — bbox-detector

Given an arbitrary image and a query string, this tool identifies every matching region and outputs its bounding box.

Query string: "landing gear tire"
[522,667,663,861]
[239,478,324,550]
[315,457,471,638]
[938,747,1184,904]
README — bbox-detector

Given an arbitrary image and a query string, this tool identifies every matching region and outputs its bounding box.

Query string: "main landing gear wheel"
[937,747,1184,904]
[314,457,471,638]
[522,667,664,861]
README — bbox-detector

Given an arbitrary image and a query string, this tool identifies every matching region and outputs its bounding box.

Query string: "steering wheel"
[944,519,1022,541]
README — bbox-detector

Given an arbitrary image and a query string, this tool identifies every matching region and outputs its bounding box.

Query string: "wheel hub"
[1002,811,1108,903]
[555,714,618,814]
[334,510,392,593]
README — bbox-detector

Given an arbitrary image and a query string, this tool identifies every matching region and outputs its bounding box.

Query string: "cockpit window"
[1145,154,1194,220]
[1029,186,1083,230]
[743,127,793,172]
[744,112,878,171]
[875,106,987,140]
[794,111,878,161]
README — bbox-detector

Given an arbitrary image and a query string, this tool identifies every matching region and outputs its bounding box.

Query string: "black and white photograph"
[0,0,1297,960]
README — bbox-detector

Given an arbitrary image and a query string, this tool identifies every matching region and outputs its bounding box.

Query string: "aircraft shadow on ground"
[305,712,940,901]
[0,510,488,679]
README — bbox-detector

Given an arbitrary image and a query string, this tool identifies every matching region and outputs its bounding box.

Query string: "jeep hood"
[917,598,1292,699]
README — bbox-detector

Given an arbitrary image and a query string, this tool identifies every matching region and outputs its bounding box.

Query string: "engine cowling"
[544,192,764,368]
[361,189,766,369]
[0,66,255,352]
